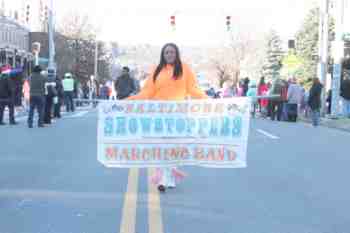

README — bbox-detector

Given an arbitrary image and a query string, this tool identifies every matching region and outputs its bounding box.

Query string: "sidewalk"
[300,115,350,132]
[3,105,92,122]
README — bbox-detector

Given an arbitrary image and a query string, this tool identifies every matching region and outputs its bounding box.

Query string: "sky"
[8,0,318,46]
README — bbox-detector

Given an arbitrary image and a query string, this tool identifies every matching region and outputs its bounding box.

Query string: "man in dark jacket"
[340,77,350,118]
[269,78,286,121]
[0,67,17,125]
[54,76,64,118]
[27,66,46,128]
[242,77,250,96]
[114,67,136,100]
[44,81,57,125]
[308,77,323,127]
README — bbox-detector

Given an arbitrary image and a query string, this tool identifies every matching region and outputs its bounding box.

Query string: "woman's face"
[163,45,177,64]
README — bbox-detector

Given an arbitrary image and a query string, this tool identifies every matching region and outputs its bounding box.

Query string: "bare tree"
[211,30,265,88]
[212,60,232,88]
[57,12,96,40]
[56,12,111,84]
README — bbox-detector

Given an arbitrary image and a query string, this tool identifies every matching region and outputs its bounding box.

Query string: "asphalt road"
[1,109,350,233]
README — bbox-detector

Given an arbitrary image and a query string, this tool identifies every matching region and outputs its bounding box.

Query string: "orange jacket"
[128,63,207,100]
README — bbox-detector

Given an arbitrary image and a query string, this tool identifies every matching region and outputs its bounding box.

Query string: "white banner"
[97,98,251,168]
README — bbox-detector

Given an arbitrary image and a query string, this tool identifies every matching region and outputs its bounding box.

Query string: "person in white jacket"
[286,78,303,122]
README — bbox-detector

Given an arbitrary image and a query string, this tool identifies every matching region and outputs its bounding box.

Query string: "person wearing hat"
[247,80,258,117]
[62,73,75,112]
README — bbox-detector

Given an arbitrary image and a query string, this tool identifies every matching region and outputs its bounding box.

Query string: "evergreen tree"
[295,7,334,85]
[262,30,284,81]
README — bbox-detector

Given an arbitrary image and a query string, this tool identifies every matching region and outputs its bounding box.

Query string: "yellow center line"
[119,168,139,233]
[148,168,164,233]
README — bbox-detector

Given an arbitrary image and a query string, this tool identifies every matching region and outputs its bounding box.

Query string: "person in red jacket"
[258,76,269,117]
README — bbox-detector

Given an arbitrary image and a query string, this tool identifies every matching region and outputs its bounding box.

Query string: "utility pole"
[318,0,330,116]
[331,0,345,118]
[94,38,98,82]
[47,0,56,82]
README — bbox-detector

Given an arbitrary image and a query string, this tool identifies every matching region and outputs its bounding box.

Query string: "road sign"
[283,53,302,69]
[343,33,350,41]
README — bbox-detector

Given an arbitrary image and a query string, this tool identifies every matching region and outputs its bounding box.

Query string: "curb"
[299,116,350,133]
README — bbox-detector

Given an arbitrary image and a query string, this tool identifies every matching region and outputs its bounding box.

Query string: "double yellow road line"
[119,168,163,233]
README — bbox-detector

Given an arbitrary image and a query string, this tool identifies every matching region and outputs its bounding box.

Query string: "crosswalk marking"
[257,129,280,139]
[148,168,164,233]
[119,168,139,233]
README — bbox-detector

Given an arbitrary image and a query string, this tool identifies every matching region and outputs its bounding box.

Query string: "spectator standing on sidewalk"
[258,76,269,117]
[236,81,244,96]
[44,78,57,125]
[269,78,285,121]
[114,67,136,100]
[308,77,323,127]
[62,73,75,112]
[286,78,303,122]
[222,80,236,98]
[99,83,109,100]
[247,80,258,117]
[54,76,64,118]
[27,66,46,128]
[242,77,250,96]
[0,66,17,125]
[340,76,350,118]
[326,89,332,115]
[23,78,30,112]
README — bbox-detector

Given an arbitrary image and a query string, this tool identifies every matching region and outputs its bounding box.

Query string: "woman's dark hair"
[259,76,265,86]
[153,43,183,82]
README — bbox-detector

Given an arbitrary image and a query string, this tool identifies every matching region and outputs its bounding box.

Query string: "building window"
[20,35,23,50]
[8,29,11,43]
[15,31,18,47]
[11,31,15,45]
[9,30,12,43]
[24,35,28,51]
[17,31,21,48]
[1,27,3,42]
[6,29,9,43]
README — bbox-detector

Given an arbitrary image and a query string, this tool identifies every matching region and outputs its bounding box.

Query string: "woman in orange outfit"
[128,43,207,192]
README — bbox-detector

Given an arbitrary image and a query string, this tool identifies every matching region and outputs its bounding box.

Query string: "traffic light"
[14,10,18,20]
[288,40,295,49]
[44,5,48,22]
[170,15,175,30]
[26,5,30,22]
[226,16,231,31]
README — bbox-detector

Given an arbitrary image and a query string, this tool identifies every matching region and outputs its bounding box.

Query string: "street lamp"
[94,37,98,82]
[89,75,95,105]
